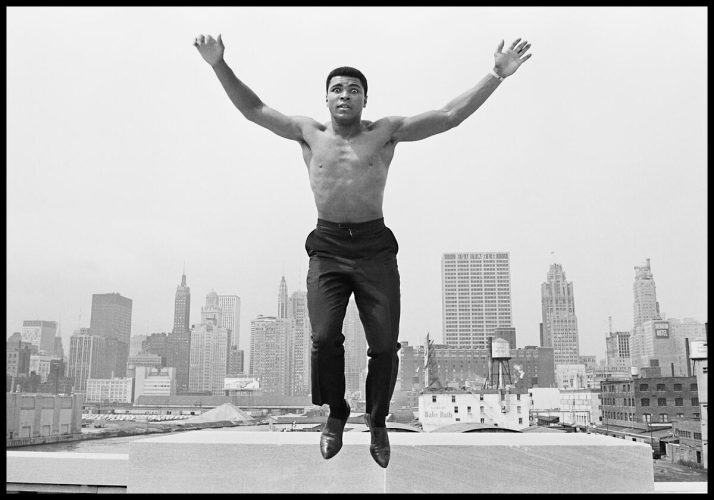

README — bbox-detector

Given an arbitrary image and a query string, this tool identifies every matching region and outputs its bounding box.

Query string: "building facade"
[66,332,108,392]
[249,315,291,395]
[559,387,602,427]
[606,330,632,373]
[6,392,83,441]
[343,298,367,398]
[218,294,241,349]
[134,366,176,401]
[172,271,191,335]
[20,320,57,355]
[85,377,134,404]
[288,290,311,396]
[441,252,512,350]
[89,293,132,377]
[540,263,580,366]
[418,390,530,432]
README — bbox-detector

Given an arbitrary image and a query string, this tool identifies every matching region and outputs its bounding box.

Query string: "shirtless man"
[194,33,532,468]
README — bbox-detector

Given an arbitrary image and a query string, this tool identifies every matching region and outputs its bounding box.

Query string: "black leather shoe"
[365,414,390,468]
[320,404,350,459]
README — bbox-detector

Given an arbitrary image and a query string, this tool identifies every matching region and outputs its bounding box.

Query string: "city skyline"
[7,7,707,361]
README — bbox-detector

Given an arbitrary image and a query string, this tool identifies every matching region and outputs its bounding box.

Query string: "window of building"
[656,383,666,391]
[639,384,648,391]
[657,398,667,406]
[517,406,521,413]
[518,418,523,424]
[451,395,456,403]
[673,383,682,391]
[467,406,471,414]
[690,383,698,391]
[641,398,650,406]
[694,432,702,440]
[692,397,699,406]
[643,413,651,423]
[693,413,700,418]
[480,406,485,413]
[454,406,458,413]
[516,394,520,401]
[676,413,685,419]
[675,398,683,406]
[479,394,484,401]
[480,418,485,423]
[659,413,668,422]
[432,395,437,403]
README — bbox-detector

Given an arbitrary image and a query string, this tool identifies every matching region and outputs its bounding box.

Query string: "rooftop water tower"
[483,336,512,390]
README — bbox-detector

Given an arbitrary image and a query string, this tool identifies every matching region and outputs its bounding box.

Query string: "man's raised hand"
[493,38,532,79]
[194,34,225,67]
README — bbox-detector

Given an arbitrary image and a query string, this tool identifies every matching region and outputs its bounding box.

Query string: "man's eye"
[351,89,359,93]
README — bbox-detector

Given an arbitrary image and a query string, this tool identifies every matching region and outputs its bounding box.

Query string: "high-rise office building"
[89,293,132,377]
[188,292,228,395]
[630,258,662,367]
[218,294,241,348]
[288,289,311,396]
[172,271,191,335]
[21,320,57,355]
[90,293,132,344]
[250,315,291,394]
[278,276,288,319]
[169,271,191,392]
[142,332,169,366]
[605,330,632,373]
[67,331,109,392]
[343,298,367,397]
[540,263,580,366]
[441,252,512,350]
[632,258,661,329]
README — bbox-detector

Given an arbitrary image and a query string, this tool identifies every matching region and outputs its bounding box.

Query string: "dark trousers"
[305,217,401,423]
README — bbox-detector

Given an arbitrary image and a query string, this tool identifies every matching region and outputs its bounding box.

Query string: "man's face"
[326,76,367,119]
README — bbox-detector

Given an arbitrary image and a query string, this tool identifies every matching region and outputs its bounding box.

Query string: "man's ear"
[364,96,368,108]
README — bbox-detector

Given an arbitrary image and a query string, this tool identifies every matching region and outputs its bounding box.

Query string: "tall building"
[90,293,132,344]
[129,335,148,357]
[343,298,367,397]
[250,315,291,394]
[142,332,169,366]
[540,263,580,366]
[606,330,632,373]
[172,270,191,335]
[278,276,288,319]
[441,252,512,350]
[288,289,311,396]
[89,293,132,377]
[188,293,229,395]
[633,258,661,330]
[67,331,108,392]
[21,320,57,354]
[218,294,241,348]
[169,271,191,393]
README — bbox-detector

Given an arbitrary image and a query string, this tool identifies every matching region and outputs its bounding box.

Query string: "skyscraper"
[188,292,228,395]
[441,252,512,350]
[173,270,191,335]
[250,315,291,394]
[278,276,288,319]
[630,258,662,368]
[218,294,241,348]
[67,330,109,392]
[89,293,132,377]
[633,258,661,329]
[540,263,580,366]
[169,271,191,393]
[21,320,57,355]
[343,298,367,397]
[605,330,631,373]
[288,290,311,396]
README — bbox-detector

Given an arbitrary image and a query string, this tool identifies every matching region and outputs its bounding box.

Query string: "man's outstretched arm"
[194,34,313,141]
[386,38,533,143]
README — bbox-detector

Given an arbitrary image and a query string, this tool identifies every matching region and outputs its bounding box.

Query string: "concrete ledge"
[6,451,128,488]
[127,430,655,493]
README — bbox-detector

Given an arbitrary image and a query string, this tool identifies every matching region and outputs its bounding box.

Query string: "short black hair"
[325,66,368,96]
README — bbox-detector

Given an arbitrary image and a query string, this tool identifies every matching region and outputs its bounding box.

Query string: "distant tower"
[89,293,132,377]
[172,268,191,335]
[343,299,367,397]
[288,290,311,396]
[633,258,661,329]
[540,263,580,366]
[278,276,288,319]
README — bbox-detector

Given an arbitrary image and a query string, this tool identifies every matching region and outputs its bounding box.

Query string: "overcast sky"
[7,7,707,362]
